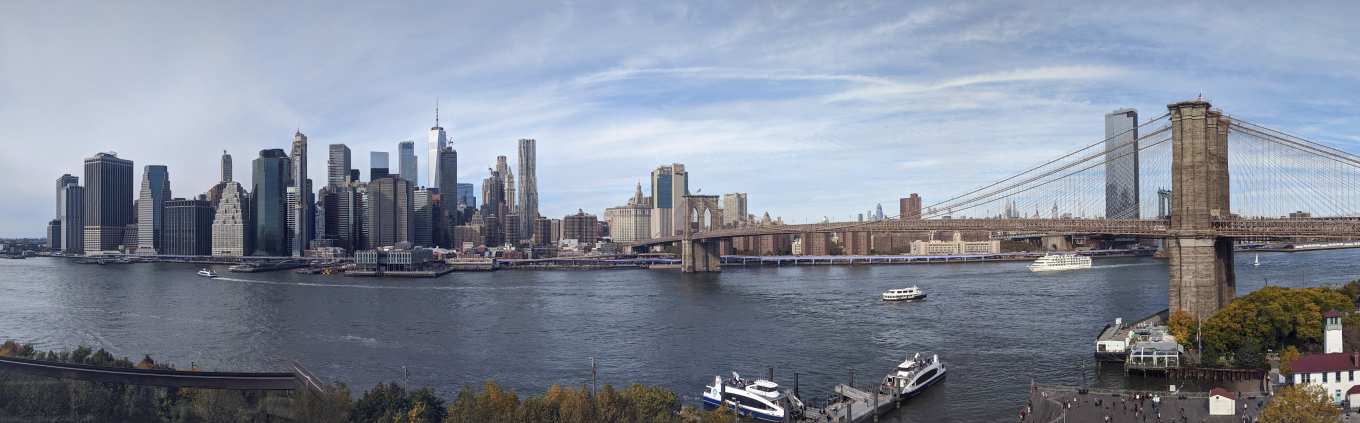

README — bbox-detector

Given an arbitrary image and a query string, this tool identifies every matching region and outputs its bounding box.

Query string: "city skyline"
[7,2,1360,236]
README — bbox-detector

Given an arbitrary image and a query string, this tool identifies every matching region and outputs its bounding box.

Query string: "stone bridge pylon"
[1166,100,1234,320]
[679,195,723,272]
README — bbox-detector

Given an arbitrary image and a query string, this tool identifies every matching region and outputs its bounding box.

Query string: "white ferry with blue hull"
[885,353,946,400]
[702,373,787,422]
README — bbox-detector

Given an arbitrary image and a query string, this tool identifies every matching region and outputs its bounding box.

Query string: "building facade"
[163,198,213,256]
[413,187,434,247]
[427,106,447,188]
[1104,109,1140,219]
[1286,311,1359,405]
[370,151,388,181]
[252,149,290,256]
[516,138,538,239]
[211,181,250,256]
[899,193,922,219]
[398,140,416,185]
[290,131,311,257]
[649,164,689,238]
[60,183,84,253]
[437,147,458,226]
[605,183,652,243]
[328,144,352,187]
[563,209,599,245]
[82,152,135,254]
[722,193,747,227]
[909,232,1000,256]
[136,165,171,254]
[367,176,414,247]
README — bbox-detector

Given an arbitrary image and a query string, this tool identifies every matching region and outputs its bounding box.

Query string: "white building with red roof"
[1286,310,1358,405]
[1208,388,1236,415]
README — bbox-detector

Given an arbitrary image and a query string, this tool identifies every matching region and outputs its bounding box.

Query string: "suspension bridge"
[630,99,1360,320]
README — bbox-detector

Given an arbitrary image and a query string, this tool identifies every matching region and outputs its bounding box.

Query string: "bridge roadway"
[0,355,319,391]
[630,217,1360,247]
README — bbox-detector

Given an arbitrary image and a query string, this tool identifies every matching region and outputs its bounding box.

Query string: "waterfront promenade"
[1023,385,1265,423]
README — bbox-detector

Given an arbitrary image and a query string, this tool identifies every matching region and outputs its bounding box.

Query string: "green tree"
[1259,384,1339,423]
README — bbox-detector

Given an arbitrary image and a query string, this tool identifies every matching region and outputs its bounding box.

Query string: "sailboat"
[1253,254,1260,267]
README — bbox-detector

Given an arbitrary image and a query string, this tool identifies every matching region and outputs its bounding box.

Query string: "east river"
[3,250,1359,422]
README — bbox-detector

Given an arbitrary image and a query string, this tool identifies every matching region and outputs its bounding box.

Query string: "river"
[2,249,1357,422]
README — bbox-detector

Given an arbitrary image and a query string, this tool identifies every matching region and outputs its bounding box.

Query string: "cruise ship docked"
[702,373,788,422]
[884,353,946,399]
[1027,253,1092,272]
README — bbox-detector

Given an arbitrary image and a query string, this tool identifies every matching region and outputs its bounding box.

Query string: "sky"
[5,1,1360,236]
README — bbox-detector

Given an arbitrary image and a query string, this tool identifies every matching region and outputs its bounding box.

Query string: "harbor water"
[2,249,1358,422]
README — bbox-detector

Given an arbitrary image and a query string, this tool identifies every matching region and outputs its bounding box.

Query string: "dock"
[812,384,899,423]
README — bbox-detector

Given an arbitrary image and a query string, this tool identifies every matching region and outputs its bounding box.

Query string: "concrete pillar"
[682,239,721,272]
[1166,100,1233,320]
[1042,235,1072,251]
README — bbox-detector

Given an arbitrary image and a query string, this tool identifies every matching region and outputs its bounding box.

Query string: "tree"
[1197,286,1351,367]
[1259,384,1339,423]
[1280,346,1301,375]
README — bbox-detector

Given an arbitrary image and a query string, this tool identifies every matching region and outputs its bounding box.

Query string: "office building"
[909,232,1001,256]
[1105,109,1139,219]
[605,183,652,243]
[516,139,538,239]
[60,182,83,253]
[252,149,290,256]
[398,140,416,184]
[208,151,236,207]
[320,184,365,251]
[563,209,599,245]
[427,105,447,188]
[456,183,475,208]
[328,144,352,187]
[136,165,171,254]
[82,152,135,254]
[480,167,507,247]
[900,193,922,219]
[437,147,458,223]
[220,150,232,183]
[370,151,389,181]
[163,198,214,256]
[649,164,688,238]
[290,131,311,257]
[722,193,747,226]
[211,181,250,256]
[413,187,434,247]
[55,174,77,220]
[368,176,413,247]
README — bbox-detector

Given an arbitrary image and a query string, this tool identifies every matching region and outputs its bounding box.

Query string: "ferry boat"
[882,286,926,301]
[196,269,219,278]
[884,352,946,399]
[702,373,787,422]
[1027,253,1092,272]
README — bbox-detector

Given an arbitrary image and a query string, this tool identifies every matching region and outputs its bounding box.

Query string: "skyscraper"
[220,150,232,183]
[899,193,922,219]
[480,168,506,247]
[55,174,77,219]
[413,187,434,247]
[437,147,458,225]
[456,183,475,207]
[136,165,171,254]
[328,144,352,187]
[370,151,389,181]
[211,181,249,256]
[290,131,311,256]
[605,183,652,243]
[1105,109,1139,219]
[60,182,83,253]
[252,149,290,256]
[82,152,134,254]
[563,209,599,244]
[649,163,688,238]
[722,193,747,226]
[517,138,538,240]
[496,155,515,215]
[427,104,447,188]
[398,140,416,184]
[368,176,413,247]
[163,198,214,256]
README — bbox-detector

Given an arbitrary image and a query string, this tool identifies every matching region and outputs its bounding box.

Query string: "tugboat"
[884,353,946,400]
[196,268,219,278]
[702,372,788,422]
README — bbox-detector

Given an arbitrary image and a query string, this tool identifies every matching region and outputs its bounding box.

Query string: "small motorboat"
[196,268,219,278]
[882,286,926,301]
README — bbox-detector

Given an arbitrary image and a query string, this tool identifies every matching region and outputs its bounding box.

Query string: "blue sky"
[4,1,1360,236]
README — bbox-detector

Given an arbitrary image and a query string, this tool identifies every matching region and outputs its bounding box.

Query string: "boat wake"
[212,277,464,291]
[1090,262,1161,269]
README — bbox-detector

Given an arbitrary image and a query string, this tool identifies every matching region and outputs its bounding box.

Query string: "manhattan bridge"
[632,100,1360,320]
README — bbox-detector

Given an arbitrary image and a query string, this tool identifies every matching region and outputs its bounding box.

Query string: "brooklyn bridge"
[630,99,1360,320]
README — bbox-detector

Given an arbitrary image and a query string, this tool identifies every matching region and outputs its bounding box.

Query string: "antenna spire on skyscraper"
[435,98,440,128]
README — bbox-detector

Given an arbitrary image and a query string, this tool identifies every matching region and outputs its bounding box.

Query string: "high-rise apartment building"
[398,141,416,184]
[480,168,506,247]
[370,151,389,181]
[82,152,134,254]
[563,209,599,245]
[290,131,311,256]
[367,176,413,247]
[252,149,290,256]
[1105,109,1139,219]
[722,193,747,226]
[328,144,352,187]
[164,198,213,256]
[899,193,922,219]
[136,165,171,254]
[211,181,250,256]
[516,139,538,240]
[427,105,447,188]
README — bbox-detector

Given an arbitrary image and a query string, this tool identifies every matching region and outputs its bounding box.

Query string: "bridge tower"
[1166,100,1234,320]
[679,195,723,272]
